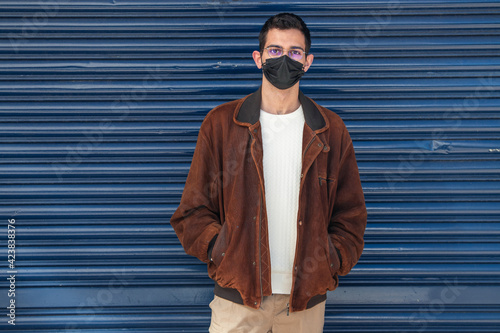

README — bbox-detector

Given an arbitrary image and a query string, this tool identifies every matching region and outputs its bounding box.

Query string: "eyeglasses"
[262,46,307,61]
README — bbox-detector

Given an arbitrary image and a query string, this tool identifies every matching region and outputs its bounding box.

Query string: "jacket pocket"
[327,236,341,276]
[319,176,337,198]
[318,176,336,186]
[319,176,337,218]
[211,221,230,267]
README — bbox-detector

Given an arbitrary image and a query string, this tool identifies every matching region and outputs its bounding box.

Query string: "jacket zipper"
[250,128,264,308]
[259,191,264,307]
[288,134,317,313]
[302,135,316,160]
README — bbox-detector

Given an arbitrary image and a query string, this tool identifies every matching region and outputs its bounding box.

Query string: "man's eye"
[269,48,282,55]
[290,50,301,56]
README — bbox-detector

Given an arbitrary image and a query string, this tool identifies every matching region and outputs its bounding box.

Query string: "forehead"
[265,28,306,49]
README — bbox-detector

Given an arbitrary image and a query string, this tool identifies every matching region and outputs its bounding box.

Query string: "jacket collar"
[234,86,327,131]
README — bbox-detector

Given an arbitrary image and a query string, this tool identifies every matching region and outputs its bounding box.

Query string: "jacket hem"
[213,281,326,310]
[213,281,244,305]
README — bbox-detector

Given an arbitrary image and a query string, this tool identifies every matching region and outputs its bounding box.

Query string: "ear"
[252,50,263,69]
[303,53,314,72]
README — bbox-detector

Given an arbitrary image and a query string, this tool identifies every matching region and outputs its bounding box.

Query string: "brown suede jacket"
[170,87,367,312]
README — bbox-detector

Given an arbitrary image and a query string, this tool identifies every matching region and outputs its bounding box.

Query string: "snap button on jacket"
[170,87,367,312]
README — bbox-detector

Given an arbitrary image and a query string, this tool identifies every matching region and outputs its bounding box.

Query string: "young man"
[170,13,367,332]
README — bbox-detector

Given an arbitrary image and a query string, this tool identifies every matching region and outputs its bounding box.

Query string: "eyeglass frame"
[261,46,308,61]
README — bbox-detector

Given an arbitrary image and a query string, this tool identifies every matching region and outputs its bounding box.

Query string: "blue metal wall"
[1,0,499,332]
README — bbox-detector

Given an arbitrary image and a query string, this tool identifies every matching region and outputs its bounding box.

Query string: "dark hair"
[259,13,311,54]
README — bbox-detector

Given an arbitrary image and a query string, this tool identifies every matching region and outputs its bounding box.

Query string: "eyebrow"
[266,44,305,52]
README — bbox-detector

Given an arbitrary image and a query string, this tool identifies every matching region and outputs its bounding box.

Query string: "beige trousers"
[208,294,326,333]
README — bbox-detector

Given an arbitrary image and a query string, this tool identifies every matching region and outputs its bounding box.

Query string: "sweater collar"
[234,86,327,131]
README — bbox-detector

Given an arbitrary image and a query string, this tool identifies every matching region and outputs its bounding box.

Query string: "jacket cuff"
[207,234,218,262]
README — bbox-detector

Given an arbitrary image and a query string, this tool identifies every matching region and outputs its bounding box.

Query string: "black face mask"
[262,55,305,90]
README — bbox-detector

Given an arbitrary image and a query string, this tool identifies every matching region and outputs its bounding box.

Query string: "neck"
[260,79,301,115]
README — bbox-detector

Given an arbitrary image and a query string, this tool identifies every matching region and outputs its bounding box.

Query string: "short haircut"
[259,13,311,54]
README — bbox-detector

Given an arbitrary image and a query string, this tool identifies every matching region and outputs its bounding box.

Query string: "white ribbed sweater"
[259,105,304,294]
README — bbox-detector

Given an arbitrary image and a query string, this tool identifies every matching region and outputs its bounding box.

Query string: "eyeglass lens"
[267,47,304,61]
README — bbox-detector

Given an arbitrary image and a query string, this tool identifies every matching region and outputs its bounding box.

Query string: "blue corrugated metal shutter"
[1,0,499,331]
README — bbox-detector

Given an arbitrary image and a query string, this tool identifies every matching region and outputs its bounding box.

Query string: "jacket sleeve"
[329,127,367,276]
[170,126,222,264]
